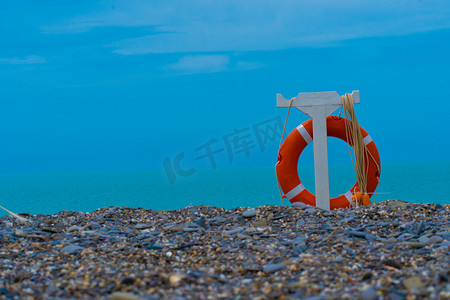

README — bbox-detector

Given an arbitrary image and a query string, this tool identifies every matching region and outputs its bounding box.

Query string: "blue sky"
[1,0,450,174]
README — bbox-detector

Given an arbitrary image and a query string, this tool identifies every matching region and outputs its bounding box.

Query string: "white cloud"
[166,55,230,74]
[43,0,450,54]
[0,55,46,65]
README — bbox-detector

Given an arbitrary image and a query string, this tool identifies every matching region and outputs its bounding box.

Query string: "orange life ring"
[276,116,381,210]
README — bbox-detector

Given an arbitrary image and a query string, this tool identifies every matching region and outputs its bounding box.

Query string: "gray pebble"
[263,263,285,273]
[292,202,307,208]
[389,292,406,300]
[253,245,268,252]
[223,227,243,235]
[365,233,378,241]
[14,230,28,238]
[360,287,377,300]
[427,235,442,244]
[348,231,367,238]
[135,224,151,229]
[305,207,316,214]
[242,209,257,218]
[61,244,83,254]
[296,219,305,226]
[293,245,308,253]
[418,236,430,243]
[436,231,450,240]
[438,240,450,250]
[402,242,426,249]
[303,296,325,300]
[67,225,81,232]
[196,216,207,228]
[292,236,306,245]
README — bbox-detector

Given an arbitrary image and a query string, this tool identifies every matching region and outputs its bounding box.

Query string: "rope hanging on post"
[341,94,380,205]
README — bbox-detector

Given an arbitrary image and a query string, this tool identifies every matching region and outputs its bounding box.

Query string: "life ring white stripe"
[286,183,306,200]
[296,124,312,144]
[344,191,353,203]
[363,135,373,145]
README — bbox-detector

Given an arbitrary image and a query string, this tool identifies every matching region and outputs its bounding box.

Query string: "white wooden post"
[277,90,360,210]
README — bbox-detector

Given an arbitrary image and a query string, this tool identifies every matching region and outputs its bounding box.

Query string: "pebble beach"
[0,200,448,299]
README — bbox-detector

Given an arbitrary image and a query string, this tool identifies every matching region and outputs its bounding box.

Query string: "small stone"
[67,225,81,232]
[146,245,163,250]
[170,225,185,232]
[302,296,324,300]
[242,209,257,218]
[305,207,316,214]
[360,287,377,300]
[348,231,366,238]
[389,292,406,300]
[223,227,243,235]
[263,263,285,273]
[292,202,307,208]
[403,276,426,290]
[390,200,409,208]
[365,234,378,241]
[437,231,450,240]
[361,272,373,281]
[135,224,150,229]
[342,217,355,223]
[61,244,83,254]
[121,277,135,285]
[40,227,58,234]
[397,233,414,241]
[427,236,442,244]
[402,242,426,249]
[296,219,305,226]
[262,284,272,295]
[254,218,268,228]
[245,227,256,233]
[330,257,345,263]
[197,216,207,228]
[418,236,430,243]
[384,259,401,269]
[433,273,449,285]
[292,236,306,245]
[439,240,450,250]
[253,245,268,252]
[341,293,353,300]
[188,207,198,214]
[293,245,308,253]
[435,203,444,209]
[108,292,147,300]
[272,214,287,220]
[170,274,184,285]
[14,230,28,238]
[183,227,198,232]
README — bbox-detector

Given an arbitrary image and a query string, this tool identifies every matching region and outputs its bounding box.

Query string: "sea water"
[0,161,449,217]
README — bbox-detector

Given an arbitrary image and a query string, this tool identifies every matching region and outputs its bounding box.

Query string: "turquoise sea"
[0,161,449,217]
